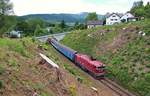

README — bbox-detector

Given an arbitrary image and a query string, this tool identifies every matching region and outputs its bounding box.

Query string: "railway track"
[48,42,136,96]
[100,78,136,96]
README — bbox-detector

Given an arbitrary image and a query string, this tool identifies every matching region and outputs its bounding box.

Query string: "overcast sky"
[11,0,150,16]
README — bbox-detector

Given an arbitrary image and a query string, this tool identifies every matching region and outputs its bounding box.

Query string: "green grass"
[0,80,4,89]
[0,65,5,75]
[64,64,78,76]
[62,20,150,96]
[0,38,28,56]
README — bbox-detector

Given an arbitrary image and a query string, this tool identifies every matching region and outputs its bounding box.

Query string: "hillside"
[0,38,118,96]
[19,13,104,23]
[62,20,150,96]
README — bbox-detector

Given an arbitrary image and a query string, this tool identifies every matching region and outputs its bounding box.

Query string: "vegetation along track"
[48,40,136,96]
[100,78,136,96]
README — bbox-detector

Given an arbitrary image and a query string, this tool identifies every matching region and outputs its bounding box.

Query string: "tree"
[59,20,66,29]
[73,22,86,30]
[130,1,145,17]
[15,20,29,32]
[130,1,150,18]
[34,25,41,37]
[51,24,63,33]
[134,8,145,17]
[74,21,79,30]
[0,0,13,15]
[15,18,47,36]
[145,2,150,18]
[86,12,98,21]
[0,0,15,37]
[132,0,143,8]
[34,24,48,36]
[0,15,16,37]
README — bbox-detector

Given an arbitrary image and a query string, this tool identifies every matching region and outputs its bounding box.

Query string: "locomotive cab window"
[96,66,105,70]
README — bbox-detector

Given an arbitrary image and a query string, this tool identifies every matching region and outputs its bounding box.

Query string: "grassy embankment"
[62,20,150,96]
[0,37,104,96]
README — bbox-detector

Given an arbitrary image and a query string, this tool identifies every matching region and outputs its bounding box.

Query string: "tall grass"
[62,20,150,96]
[0,38,28,56]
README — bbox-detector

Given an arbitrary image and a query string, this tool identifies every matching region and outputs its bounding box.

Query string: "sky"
[11,0,150,16]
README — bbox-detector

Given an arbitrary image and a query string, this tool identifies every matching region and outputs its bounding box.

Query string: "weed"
[76,76,84,83]
[145,73,150,82]
[69,84,77,96]
[41,91,54,96]
[33,83,45,90]
[9,59,17,67]
[64,64,77,76]
[0,80,4,89]
[146,64,150,68]
[0,65,5,75]
[62,20,150,96]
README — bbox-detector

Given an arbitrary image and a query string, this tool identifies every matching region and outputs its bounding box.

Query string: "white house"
[120,12,135,22]
[106,13,122,25]
[9,30,22,38]
[106,12,137,25]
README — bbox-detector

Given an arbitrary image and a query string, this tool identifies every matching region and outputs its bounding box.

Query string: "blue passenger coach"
[50,39,77,61]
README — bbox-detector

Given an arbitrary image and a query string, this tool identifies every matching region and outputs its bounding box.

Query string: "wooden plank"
[39,53,59,68]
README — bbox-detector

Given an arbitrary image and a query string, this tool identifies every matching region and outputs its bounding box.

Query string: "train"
[47,38,106,78]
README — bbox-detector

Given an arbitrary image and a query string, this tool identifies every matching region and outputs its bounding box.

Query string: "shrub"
[132,80,149,96]
[145,73,150,82]
[41,92,54,96]
[64,64,77,76]
[117,70,132,86]
[33,83,45,90]
[111,57,124,65]
[69,84,77,96]
[0,65,5,75]
[9,60,17,67]
[76,76,84,83]
[146,64,150,68]
[0,80,4,89]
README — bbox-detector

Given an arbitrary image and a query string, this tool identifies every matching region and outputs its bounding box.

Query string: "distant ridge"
[18,12,104,23]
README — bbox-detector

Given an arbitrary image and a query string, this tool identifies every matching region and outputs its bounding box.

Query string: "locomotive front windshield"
[96,66,105,70]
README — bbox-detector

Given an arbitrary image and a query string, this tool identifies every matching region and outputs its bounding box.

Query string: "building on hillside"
[120,12,138,22]
[127,17,139,22]
[9,30,22,38]
[105,12,138,25]
[106,13,123,25]
[87,20,104,29]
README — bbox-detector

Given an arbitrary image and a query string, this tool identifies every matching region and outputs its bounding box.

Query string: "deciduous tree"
[86,12,98,21]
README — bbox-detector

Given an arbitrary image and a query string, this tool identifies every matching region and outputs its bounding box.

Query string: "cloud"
[11,0,150,16]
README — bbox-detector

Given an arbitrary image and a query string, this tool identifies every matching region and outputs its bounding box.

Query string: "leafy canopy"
[85,12,98,21]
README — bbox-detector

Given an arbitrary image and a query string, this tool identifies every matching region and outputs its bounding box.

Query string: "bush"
[146,64,150,68]
[0,80,4,89]
[9,59,17,67]
[69,84,77,96]
[76,76,84,83]
[145,73,150,82]
[132,80,150,96]
[0,65,5,75]
[64,64,77,76]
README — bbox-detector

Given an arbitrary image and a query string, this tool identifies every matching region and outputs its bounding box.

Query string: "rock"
[142,33,146,36]
[138,31,143,34]
[91,87,98,92]
[122,28,126,30]
[88,34,93,38]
